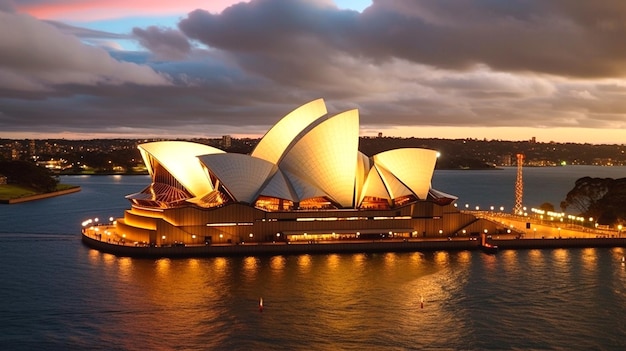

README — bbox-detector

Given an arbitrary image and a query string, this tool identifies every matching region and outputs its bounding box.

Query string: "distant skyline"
[1,0,625,144]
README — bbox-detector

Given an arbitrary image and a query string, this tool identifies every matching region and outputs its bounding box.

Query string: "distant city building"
[499,154,513,166]
[29,140,35,157]
[222,135,232,148]
[114,99,493,246]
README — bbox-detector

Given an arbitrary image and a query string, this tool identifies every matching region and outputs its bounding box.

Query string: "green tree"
[561,177,626,225]
[0,160,58,193]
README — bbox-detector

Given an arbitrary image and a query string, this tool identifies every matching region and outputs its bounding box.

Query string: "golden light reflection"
[213,257,228,273]
[501,250,518,272]
[552,249,570,273]
[155,258,171,279]
[102,252,116,266]
[352,253,366,266]
[481,252,497,272]
[187,258,200,270]
[298,254,312,273]
[528,249,544,267]
[87,248,100,263]
[433,251,449,266]
[326,254,340,270]
[383,252,397,267]
[455,251,471,264]
[270,255,286,272]
[581,248,598,272]
[242,256,259,279]
[409,252,424,268]
[117,257,132,283]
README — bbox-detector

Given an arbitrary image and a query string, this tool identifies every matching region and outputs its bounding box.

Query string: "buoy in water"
[420,295,424,309]
[259,297,264,312]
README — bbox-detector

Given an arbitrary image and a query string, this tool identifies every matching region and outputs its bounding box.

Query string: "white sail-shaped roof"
[251,98,327,165]
[282,170,330,203]
[279,109,360,208]
[198,153,277,204]
[374,164,413,199]
[138,141,223,197]
[373,148,438,199]
[354,151,371,206]
[259,169,298,202]
[359,166,392,205]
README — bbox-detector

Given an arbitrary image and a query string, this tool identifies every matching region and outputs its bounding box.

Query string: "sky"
[1,0,625,144]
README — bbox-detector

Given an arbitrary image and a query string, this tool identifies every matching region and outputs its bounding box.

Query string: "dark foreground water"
[1,168,626,350]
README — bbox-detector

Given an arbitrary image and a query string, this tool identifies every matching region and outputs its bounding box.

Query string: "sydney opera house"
[110,99,490,246]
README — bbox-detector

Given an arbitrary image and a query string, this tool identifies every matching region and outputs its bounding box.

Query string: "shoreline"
[81,231,626,258]
[1,186,81,204]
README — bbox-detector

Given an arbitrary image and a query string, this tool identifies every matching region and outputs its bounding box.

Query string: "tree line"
[0,160,58,193]
[560,177,626,226]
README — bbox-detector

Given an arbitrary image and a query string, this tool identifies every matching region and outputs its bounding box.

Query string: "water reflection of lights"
[326,254,340,270]
[270,255,286,271]
[243,257,258,271]
[117,257,132,282]
[187,258,200,270]
[212,257,229,277]
[383,252,397,267]
[352,253,366,267]
[298,255,312,273]
[552,249,570,274]
[102,253,116,266]
[409,252,424,268]
[456,251,471,263]
[581,248,598,272]
[501,250,519,268]
[433,251,449,265]
[155,258,171,278]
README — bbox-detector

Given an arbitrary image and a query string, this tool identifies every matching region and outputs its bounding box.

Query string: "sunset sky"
[1,0,625,144]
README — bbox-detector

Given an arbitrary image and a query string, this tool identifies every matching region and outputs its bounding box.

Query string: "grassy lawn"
[0,183,79,201]
[0,184,38,200]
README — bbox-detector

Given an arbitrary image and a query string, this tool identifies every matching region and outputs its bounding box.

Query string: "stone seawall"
[492,237,626,250]
[82,234,480,258]
[82,233,626,258]
[3,187,81,204]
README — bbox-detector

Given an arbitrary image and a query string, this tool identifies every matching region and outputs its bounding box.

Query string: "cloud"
[2,0,626,143]
[132,26,191,61]
[179,0,626,78]
[0,11,170,94]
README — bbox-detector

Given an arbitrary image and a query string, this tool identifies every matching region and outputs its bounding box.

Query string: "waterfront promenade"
[81,212,626,258]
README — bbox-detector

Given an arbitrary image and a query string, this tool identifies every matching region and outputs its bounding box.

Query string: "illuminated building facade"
[114,99,491,246]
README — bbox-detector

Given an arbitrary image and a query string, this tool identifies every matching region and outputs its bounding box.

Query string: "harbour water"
[1,167,626,350]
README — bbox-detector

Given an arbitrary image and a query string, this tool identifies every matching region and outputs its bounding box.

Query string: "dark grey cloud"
[2,0,626,142]
[132,26,192,61]
[180,0,626,78]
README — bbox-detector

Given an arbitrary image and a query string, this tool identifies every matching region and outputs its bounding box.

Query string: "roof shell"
[138,141,224,197]
[198,153,277,204]
[278,109,360,207]
[373,148,438,199]
[251,98,327,165]
[258,169,298,202]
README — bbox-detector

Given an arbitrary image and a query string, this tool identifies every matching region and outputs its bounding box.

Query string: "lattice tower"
[514,153,524,214]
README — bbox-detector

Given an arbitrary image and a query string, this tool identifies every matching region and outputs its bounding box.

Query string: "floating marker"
[420,295,424,309]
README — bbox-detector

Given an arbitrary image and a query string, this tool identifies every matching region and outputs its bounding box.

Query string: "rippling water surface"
[1,170,626,350]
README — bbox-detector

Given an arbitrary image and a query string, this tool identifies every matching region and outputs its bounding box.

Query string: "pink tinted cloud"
[17,0,249,20]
